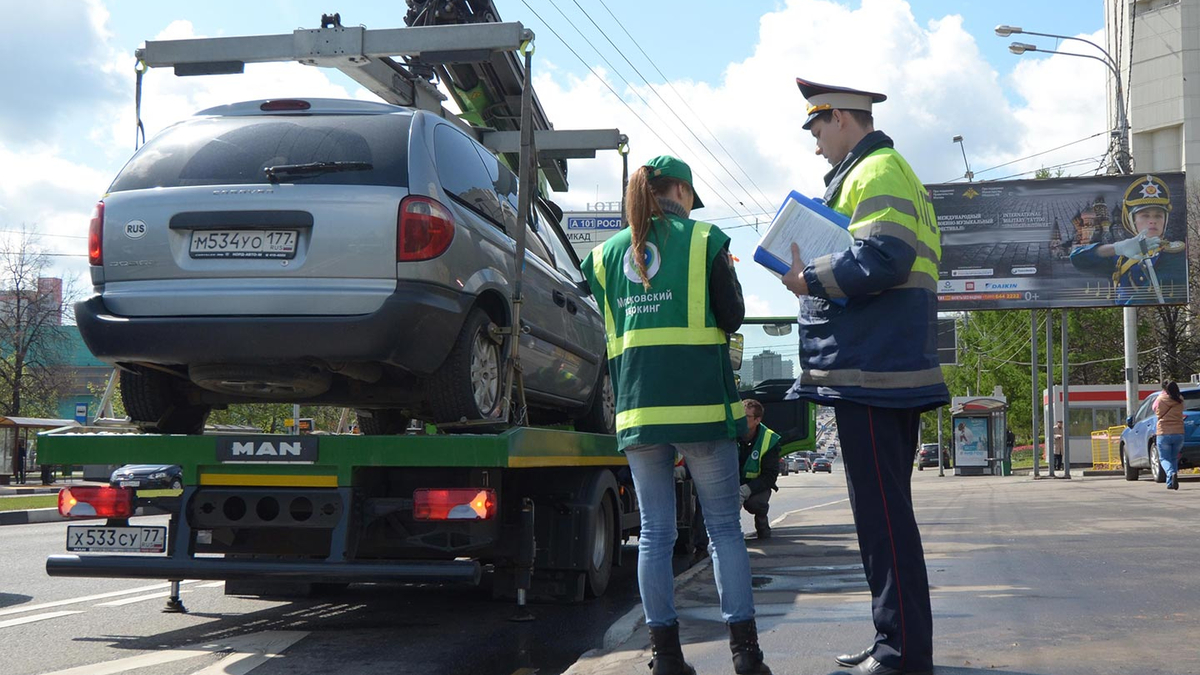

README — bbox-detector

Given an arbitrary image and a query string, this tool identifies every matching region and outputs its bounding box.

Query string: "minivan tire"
[574,363,615,435]
[429,307,505,424]
[120,369,211,435]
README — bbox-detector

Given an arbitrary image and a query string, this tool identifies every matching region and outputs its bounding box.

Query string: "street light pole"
[1001,24,1140,425]
[952,135,974,182]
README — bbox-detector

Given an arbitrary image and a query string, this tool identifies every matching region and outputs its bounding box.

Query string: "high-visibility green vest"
[741,424,779,479]
[582,214,746,450]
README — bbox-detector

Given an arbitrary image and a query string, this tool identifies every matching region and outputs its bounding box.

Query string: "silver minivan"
[77,99,613,435]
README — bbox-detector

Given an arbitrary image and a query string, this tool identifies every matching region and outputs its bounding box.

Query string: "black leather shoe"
[828,656,932,675]
[834,648,873,667]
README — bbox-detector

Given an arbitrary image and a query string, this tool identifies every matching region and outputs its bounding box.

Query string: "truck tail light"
[397,196,455,262]
[59,486,134,519]
[413,488,496,521]
[88,202,104,266]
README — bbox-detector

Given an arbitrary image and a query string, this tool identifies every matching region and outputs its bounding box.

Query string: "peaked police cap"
[644,155,704,209]
[796,77,887,129]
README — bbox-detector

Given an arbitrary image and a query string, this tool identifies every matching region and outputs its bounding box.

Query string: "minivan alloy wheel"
[470,326,501,416]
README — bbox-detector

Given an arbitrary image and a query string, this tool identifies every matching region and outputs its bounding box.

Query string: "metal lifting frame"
[134,21,625,190]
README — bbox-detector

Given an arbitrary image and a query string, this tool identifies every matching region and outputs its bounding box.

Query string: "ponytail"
[624,166,664,290]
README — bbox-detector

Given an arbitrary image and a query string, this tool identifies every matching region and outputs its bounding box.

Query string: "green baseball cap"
[644,155,704,209]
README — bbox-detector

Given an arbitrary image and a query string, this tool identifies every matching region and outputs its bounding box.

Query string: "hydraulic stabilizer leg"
[163,579,186,613]
[509,497,535,622]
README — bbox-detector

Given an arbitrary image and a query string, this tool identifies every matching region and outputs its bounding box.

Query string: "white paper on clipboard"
[754,195,854,278]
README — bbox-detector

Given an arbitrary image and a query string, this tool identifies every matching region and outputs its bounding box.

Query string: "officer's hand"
[738,484,752,503]
[781,243,808,296]
[1112,233,1160,259]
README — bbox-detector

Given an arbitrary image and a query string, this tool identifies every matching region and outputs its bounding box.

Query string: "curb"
[0,505,167,526]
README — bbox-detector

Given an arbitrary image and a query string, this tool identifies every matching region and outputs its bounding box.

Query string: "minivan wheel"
[429,307,504,424]
[574,364,615,434]
[120,369,211,435]
[356,409,412,436]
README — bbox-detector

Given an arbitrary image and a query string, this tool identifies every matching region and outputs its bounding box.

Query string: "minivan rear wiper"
[264,161,373,182]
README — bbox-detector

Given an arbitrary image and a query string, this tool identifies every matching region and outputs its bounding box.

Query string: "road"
[0,469,848,675]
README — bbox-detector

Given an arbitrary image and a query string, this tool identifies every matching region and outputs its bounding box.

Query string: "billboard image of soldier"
[1068,175,1186,305]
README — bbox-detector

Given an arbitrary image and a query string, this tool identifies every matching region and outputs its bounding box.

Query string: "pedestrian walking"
[782,78,948,675]
[1153,380,1185,490]
[738,399,781,540]
[1053,421,1064,471]
[582,155,771,675]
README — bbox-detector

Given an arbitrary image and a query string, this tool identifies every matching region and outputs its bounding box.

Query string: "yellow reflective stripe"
[617,403,735,431]
[201,474,337,487]
[810,254,846,299]
[607,326,727,358]
[800,366,945,389]
[688,222,712,328]
[592,247,617,346]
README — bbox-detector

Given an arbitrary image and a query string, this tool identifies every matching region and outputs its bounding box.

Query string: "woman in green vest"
[582,156,770,675]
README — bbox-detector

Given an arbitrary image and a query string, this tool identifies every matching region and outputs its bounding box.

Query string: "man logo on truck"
[216,437,318,463]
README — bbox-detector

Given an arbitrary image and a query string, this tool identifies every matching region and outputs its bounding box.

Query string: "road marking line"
[191,631,310,675]
[0,610,83,629]
[770,498,849,526]
[0,581,199,617]
[38,630,310,675]
[94,590,189,607]
[198,581,225,588]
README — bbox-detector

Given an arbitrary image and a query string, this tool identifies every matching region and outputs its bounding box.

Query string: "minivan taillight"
[88,202,104,266]
[398,196,455,262]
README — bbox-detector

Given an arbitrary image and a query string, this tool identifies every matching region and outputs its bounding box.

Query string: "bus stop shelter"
[1,417,80,484]
[950,397,1010,476]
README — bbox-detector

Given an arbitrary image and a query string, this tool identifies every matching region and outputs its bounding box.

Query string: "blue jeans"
[625,439,756,627]
[1158,434,1184,483]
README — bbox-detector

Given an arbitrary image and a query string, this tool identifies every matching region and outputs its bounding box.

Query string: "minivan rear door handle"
[566,299,578,314]
[552,290,566,307]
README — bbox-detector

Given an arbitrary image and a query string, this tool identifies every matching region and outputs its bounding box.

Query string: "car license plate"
[118,480,140,487]
[67,525,167,553]
[190,230,297,259]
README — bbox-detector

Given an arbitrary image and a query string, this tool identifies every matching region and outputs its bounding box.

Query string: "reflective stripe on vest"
[741,425,779,479]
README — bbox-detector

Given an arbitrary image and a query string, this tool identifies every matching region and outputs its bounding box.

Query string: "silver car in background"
[77,99,613,435]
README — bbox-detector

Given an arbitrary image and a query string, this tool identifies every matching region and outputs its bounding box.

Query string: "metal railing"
[1090,426,1126,471]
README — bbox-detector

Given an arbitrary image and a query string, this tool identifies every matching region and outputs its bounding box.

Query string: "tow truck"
[40,4,815,611]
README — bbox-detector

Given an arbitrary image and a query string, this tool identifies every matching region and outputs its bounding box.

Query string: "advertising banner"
[930,173,1188,310]
[953,416,989,468]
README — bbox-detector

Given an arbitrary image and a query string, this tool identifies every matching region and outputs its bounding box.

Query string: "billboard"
[952,416,989,468]
[562,211,622,260]
[930,173,1188,310]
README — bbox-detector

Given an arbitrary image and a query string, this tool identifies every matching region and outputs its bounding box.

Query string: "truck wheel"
[120,369,210,435]
[429,307,505,424]
[1122,444,1139,481]
[356,409,411,435]
[585,492,616,598]
[574,363,615,435]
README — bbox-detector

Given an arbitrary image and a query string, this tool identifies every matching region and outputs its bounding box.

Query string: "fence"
[1090,426,1126,471]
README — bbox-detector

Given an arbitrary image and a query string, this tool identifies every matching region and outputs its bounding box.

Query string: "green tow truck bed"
[40,427,646,602]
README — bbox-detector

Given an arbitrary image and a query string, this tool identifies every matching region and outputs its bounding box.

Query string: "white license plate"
[190,230,297,259]
[118,480,140,487]
[67,526,167,553]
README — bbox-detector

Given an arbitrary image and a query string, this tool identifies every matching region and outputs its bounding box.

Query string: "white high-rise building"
[1107,0,1200,175]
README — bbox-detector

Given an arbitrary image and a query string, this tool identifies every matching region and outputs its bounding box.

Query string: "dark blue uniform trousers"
[834,401,933,672]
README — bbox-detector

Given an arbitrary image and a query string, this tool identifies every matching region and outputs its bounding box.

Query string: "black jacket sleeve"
[746,437,781,494]
[709,245,745,334]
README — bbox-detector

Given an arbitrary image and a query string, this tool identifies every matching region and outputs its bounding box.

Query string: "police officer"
[782,79,948,675]
[1069,174,1186,305]
[582,156,771,675]
[738,398,780,539]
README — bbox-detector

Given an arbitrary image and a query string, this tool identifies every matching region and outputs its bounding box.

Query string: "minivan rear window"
[108,113,411,192]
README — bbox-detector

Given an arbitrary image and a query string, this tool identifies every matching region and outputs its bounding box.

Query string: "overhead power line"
[941,131,1106,183]
[519,0,756,225]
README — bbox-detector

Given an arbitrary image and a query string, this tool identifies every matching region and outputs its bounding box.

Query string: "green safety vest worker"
[740,424,780,480]
[582,213,745,450]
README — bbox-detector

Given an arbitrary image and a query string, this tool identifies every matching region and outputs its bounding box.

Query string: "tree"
[0,227,77,417]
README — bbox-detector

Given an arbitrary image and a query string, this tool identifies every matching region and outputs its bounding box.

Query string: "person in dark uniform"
[781,78,948,675]
[738,399,781,539]
[14,439,27,484]
[1069,175,1185,305]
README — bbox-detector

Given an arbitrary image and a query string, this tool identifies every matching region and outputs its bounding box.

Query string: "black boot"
[647,622,695,675]
[728,619,772,674]
[754,514,771,539]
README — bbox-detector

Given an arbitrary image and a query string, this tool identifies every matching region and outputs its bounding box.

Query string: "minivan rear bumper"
[75,281,472,375]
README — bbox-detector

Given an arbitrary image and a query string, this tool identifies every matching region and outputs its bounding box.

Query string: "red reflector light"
[260,99,312,111]
[398,196,455,262]
[88,202,104,266]
[413,488,496,521]
[58,486,134,519]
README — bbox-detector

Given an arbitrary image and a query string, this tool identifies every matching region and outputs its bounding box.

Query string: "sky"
[0,0,1113,319]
